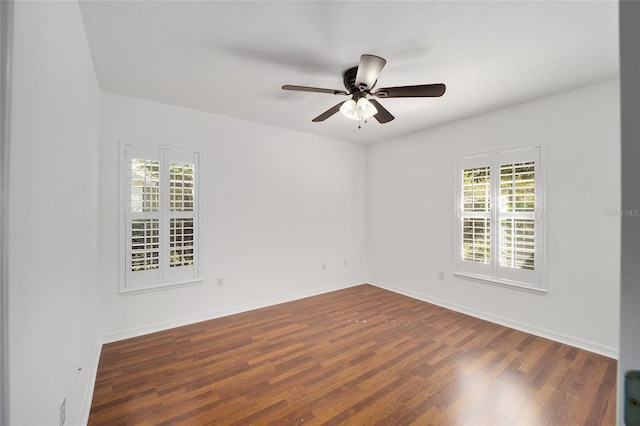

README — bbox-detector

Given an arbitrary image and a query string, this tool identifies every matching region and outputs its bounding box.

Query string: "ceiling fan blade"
[372,84,446,98]
[354,54,387,91]
[282,85,348,95]
[368,99,394,123]
[312,101,346,122]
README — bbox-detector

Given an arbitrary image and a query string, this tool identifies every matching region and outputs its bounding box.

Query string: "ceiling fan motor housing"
[343,67,363,94]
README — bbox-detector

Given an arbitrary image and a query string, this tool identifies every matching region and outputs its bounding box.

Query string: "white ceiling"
[79,1,619,145]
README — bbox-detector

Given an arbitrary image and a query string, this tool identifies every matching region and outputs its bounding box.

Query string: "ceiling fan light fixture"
[356,97,378,120]
[340,97,378,121]
[339,99,359,120]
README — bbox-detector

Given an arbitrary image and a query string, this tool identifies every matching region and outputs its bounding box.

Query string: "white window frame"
[119,141,202,294]
[454,145,546,294]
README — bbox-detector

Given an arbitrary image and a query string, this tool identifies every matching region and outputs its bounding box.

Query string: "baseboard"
[369,280,618,360]
[101,279,365,344]
[79,340,102,425]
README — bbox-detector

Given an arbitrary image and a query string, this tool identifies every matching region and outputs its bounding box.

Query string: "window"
[120,143,201,293]
[455,146,545,292]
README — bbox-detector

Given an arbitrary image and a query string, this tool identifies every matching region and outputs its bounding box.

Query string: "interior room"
[3,0,638,425]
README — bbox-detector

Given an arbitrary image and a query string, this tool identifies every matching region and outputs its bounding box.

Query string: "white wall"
[368,80,620,357]
[98,93,368,341]
[9,2,101,425]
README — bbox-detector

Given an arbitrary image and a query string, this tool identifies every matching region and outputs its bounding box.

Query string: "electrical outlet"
[321,262,326,271]
[343,259,348,267]
[438,271,445,280]
[60,397,66,426]
[216,277,224,287]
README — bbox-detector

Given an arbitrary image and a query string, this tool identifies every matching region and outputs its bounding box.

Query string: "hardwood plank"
[89,284,616,425]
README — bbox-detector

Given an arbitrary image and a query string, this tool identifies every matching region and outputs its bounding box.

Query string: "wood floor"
[88,284,617,425]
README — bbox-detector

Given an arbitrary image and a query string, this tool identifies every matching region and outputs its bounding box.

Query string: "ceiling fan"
[282,54,446,127]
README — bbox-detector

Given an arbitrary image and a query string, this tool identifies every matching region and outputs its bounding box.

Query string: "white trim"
[369,279,618,360]
[79,342,102,426]
[102,279,366,343]
[452,272,548,295]
[118,277,204,295]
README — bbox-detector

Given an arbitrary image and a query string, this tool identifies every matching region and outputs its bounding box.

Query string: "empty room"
[3,0,638,425]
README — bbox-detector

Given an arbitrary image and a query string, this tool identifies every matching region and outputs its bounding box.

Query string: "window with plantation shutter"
[462,166,491,264]
[455,146,545,292]
[499,162,536,271]
[121,143,202,293]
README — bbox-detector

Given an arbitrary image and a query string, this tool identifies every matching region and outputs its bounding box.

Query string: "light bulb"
[339,99,359,120]
[356,97,378,120]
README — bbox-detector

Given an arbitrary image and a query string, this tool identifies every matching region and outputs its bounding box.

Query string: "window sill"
[453,272,547,295]
[119,278,204,295]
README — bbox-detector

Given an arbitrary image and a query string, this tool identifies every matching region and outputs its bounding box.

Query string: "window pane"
[169,218,194,267]
[131,159,160,212]
[500,219,535,270]
[462,218,491,263]
[463,167,491,212]
[500,162,535,212]
[170,162,195,212]
[131,219,159,271]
